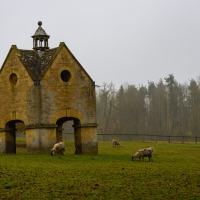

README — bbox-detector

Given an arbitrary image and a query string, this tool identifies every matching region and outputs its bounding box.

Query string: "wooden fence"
[97,133,200,144]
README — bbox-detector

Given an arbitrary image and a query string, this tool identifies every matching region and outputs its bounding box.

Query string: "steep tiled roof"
[18,48,58,80]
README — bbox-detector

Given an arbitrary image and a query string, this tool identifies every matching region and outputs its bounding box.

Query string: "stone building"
[0,21,98,154]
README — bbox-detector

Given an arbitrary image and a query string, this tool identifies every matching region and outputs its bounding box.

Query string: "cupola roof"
[32,21,50,51]
[32,21,49,37]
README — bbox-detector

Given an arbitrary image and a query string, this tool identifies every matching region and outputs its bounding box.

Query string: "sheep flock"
[50,141,154,162]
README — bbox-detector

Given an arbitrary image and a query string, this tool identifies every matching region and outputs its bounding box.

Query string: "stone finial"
[38,21,42,26]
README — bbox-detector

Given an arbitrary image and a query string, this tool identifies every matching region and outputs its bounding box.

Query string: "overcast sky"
[1,0,200,88]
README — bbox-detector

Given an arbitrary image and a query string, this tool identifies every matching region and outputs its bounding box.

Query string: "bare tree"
[96,82,116,135]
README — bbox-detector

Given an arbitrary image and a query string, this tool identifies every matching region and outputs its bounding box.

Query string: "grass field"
[0,140,200,200]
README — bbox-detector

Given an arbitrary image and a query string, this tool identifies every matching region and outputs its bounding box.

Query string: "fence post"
[168,136,171,143]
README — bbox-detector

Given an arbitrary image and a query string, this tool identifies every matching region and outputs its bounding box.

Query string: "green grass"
[0,141,200,200]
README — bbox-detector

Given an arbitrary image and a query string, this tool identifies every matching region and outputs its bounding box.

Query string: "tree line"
[96,74,200,137]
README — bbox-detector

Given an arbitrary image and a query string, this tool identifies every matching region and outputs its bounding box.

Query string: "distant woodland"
[96,74,200,137]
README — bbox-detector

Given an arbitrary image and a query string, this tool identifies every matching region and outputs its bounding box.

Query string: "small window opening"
[9,73,18,85]
[61,70,71,82]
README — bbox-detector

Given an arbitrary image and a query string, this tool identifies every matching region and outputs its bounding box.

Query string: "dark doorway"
[5,120,25,154]
[56,117,81,154]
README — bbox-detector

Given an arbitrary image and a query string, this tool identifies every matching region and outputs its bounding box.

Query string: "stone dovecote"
[0,22,98,154]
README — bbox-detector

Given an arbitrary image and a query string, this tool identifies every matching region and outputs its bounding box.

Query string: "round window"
[61,70,71,82]
[9,73,18,85]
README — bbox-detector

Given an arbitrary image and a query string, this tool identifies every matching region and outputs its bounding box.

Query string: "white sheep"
[112,138,120,147]
[50,142,65,156]
[132,147,154,161]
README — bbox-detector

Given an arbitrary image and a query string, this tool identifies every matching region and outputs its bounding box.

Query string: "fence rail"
[97,133,200,144]
[63,132,200,143]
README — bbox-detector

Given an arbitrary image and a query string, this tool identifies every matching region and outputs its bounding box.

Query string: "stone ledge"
[25,123,57,129]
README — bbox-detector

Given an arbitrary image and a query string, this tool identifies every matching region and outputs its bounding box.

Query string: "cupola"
[32,21,50,51]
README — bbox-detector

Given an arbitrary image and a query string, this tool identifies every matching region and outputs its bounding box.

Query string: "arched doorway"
[56,117,81,154]
[5,120,25,154]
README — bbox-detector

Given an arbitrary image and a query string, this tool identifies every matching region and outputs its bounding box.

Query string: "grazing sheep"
[112,138,120,147]
[50,142,65,156]
[132,147,154,161]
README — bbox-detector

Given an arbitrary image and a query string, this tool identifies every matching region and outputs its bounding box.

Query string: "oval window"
[61,70,71,82]
[9,73,18,85]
